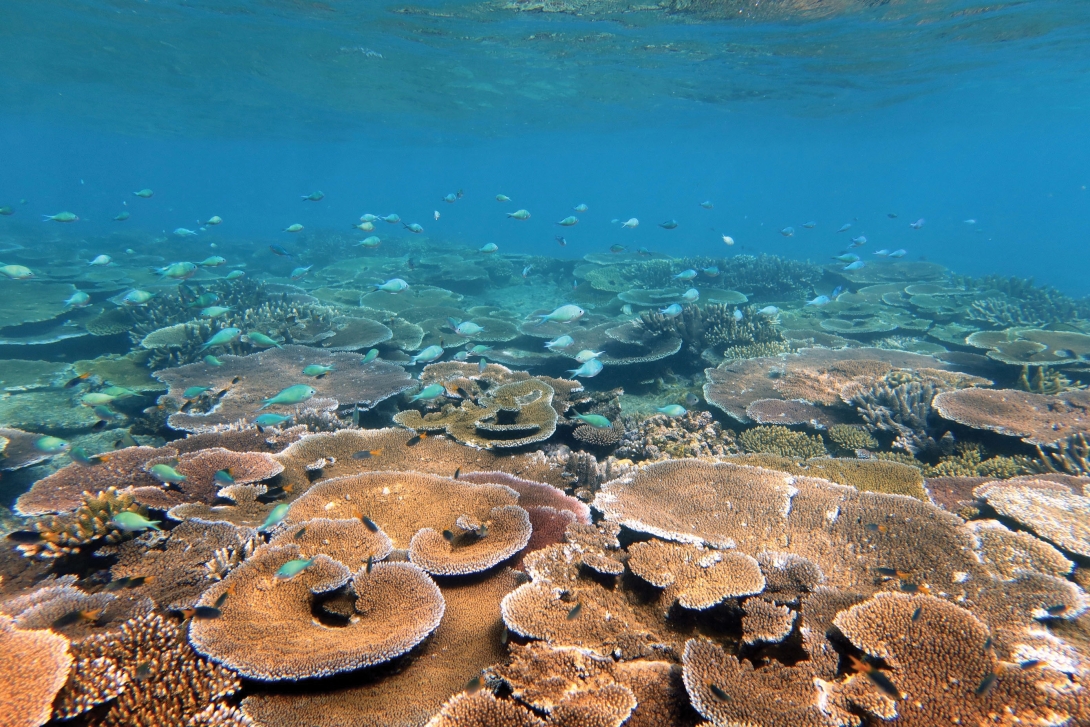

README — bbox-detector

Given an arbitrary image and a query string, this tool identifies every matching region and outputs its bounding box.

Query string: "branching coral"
[846,379,946,455]
[640,303,784,358]
[615,410,737,462]
[826,423,877,452]
[56,611,241,726]
[18,487,150,559]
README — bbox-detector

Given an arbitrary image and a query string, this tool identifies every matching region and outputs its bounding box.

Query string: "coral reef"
[191,545,444,680]
[0,614,72,727]
[615,410,737,461]
[737,425,827,459]
[933,387,1090,446]
[57,611,242,726]
[640,303,784,358]
[17,487,149,559]
[155,344,412,432]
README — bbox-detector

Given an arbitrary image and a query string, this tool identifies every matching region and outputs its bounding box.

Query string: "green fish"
[43,211,79,222]
[302,365,334,377]
[134,189,154,198]
[283,223,304,233]
[111,512,161,532]
[656,405,687,417]
[302,191,324,202]
[200,328,241,351]
[259,503,291,532]
[0,265,34,280]
[199,256,227,267]
[102,386,137,398]
[149,463,187,484]
[183,386,213,398]
[92,405,118,420]
[203,355,224,366]
[0,206,13,215]
[247,332,283,349]
[254,413,293,427]
[468,345,491,355]
[361,349,379,364]
[158,262,198,280]
[259,384,316,410]
[411,383,446,402]
[113,211,130,221]
[572,413,612,429]
[70,446,102,466]
[122,289,156,306]
[189,293,220,308]
[214,469,235,486]
[201,306,231,318]
[81,392,117,406]
[225,270,245,280]
[34,436,69,454]
[275,558,314,580]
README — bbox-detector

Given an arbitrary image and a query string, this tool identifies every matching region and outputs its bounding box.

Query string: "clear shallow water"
[3,4,1090,725]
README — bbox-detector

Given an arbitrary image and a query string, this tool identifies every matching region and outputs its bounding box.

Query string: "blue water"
[2,0,1089,291]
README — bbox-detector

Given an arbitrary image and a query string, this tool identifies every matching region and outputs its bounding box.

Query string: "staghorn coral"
[395,377,560,450]
[640,303,784,359]
[833,592,1089,725]
[826,423,877,452]
[409,504,532,576]
[933,387,1090,447]
[56,610,241,727]
[974,478,1090,557]
[191,544,444,681]
[681,639,841,727]
[0,614,72,727]
[846,379,947,456]
[242,568,519,727]
[15,445,175,516]
[1037,432,1090,476]
[627,540,766,613]
[1019,364,1086,394]
[18,487,149,559]
[737,425,827,459]
[615,410,737,462]
[155,345,412,432]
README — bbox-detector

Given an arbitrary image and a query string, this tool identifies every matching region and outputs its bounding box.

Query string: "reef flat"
[1,229,1089,727]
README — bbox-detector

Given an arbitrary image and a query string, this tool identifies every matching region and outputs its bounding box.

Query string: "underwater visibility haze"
[2,1,1090,726]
